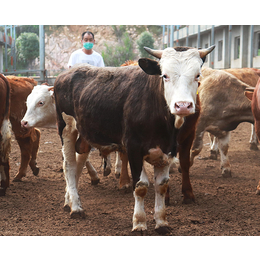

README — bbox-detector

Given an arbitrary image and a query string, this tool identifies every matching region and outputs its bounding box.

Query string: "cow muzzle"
[174,101,193,116]
[21,120,29,128]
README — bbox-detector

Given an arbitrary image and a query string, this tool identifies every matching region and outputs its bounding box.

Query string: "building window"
[234,37,240,59]
[218,40,223,61]
[255,32,260,56]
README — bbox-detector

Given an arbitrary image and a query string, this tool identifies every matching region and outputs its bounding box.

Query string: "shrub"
[102,32,135,67]
[136,31,155,58]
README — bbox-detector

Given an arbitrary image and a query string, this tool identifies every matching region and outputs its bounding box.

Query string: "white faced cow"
[54,45,215,234]
[21,84,121,184]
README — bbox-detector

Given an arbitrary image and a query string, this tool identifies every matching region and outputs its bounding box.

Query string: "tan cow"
[191,68,254,177]
[6,76,40,181]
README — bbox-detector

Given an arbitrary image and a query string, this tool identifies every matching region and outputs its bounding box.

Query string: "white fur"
[22,85,57,129]
[132,167,149,231]
[160,48,202,117]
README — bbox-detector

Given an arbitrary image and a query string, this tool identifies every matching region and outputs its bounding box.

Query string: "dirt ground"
[1,122,260,236]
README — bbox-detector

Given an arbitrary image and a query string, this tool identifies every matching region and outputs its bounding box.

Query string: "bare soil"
[1,122,260,236]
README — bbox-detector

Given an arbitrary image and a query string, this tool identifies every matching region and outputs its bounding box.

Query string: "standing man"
[68,31,105,68]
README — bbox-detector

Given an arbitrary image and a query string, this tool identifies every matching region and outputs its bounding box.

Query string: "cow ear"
[138,58,161,75]
[245,91,253,101]
[48,87,55,101]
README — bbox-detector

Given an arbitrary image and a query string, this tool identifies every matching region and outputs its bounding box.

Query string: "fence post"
[39,25,45,83]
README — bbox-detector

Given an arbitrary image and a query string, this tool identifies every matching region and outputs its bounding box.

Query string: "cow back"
[55,65,175,155]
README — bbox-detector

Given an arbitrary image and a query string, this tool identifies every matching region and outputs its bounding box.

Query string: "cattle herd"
[1,45,260,235]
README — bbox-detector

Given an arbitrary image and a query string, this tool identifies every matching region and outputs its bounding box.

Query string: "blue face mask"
[83,42,94,50]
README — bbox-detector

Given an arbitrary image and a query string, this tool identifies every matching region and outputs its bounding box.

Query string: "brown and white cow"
[191,68,254,177]
[21,84,120,182]
[6,76,40,181]
[0,74,11,196]
[245,78,260,194]
[54,45,215,234]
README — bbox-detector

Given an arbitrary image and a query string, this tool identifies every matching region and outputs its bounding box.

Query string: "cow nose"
[175,102,193,115]
[21,120,28,128]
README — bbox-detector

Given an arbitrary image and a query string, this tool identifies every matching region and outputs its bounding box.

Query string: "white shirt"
[68,49,105,68]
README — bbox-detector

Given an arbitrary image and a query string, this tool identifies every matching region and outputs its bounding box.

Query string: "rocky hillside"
[44,25,162,74]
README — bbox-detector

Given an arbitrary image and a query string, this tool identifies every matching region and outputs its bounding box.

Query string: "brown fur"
[55,63,200,203]
[6,76,41,181]
[0,74,11,195]
[224,68,260,88]
[245,78,260,193]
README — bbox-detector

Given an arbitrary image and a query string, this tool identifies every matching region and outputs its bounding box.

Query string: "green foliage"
[102,32,136,67]
[16,32,39,63]
[15,25,39,37]
[137,31,155,58]
[111,25,127,40]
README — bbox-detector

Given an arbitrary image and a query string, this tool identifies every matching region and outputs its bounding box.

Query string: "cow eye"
[38,101,44,106]
[161,74,169,81]
[195,74,200,81]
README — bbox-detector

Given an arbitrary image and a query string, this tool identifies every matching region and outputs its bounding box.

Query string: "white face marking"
[22,85,56,128]
[160,48,202,117]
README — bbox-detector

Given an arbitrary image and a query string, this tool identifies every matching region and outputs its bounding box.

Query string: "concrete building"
[163,25,260,69]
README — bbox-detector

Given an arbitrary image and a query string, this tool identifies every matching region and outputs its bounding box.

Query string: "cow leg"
[119,152,131,189]
[103,154,112,176]
[154,163,172,234]
[61,113,85,218]
[85,158,100,185]
[179,133,195,203]
[132,166,149,233]
[190,129,205,167]
[249,124,258,151]
[217,132,231,178]
[115,151,122,179]
[208,133,219,160]
[13,136,33,181]
[28,128,40,176]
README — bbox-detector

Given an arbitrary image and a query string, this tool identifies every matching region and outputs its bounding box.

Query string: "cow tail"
[0,74,10,119]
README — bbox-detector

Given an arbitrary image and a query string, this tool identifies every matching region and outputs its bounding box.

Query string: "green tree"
[102,31,135,67]
[16,32,39,68]
[137,31,155,58]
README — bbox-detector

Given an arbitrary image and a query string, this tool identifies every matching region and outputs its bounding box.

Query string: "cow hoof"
[33,167,40,176]
[103,167,111,177]
[165,197,170,206]
[70,210,86,219]
[155,225,171,235]
[255,189,260,195]
[209,150,218,160]
[0,187,6,196]
[115,172,120,179]
[13,178,23,182]
[132,223,147,235]
[222,169,232,178]
[250,143,259,151]
[63,204,71,212]
[91,178,100,185]
[182,198,195,204]
[131,229,148,236]
[119,184,131,193]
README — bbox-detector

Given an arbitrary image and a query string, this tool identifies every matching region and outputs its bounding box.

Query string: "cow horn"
[144,47,163,59]
[198,45,215,58]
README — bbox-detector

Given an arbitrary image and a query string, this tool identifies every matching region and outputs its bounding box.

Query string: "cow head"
[21,85,56,129]
[139,46,215,119]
